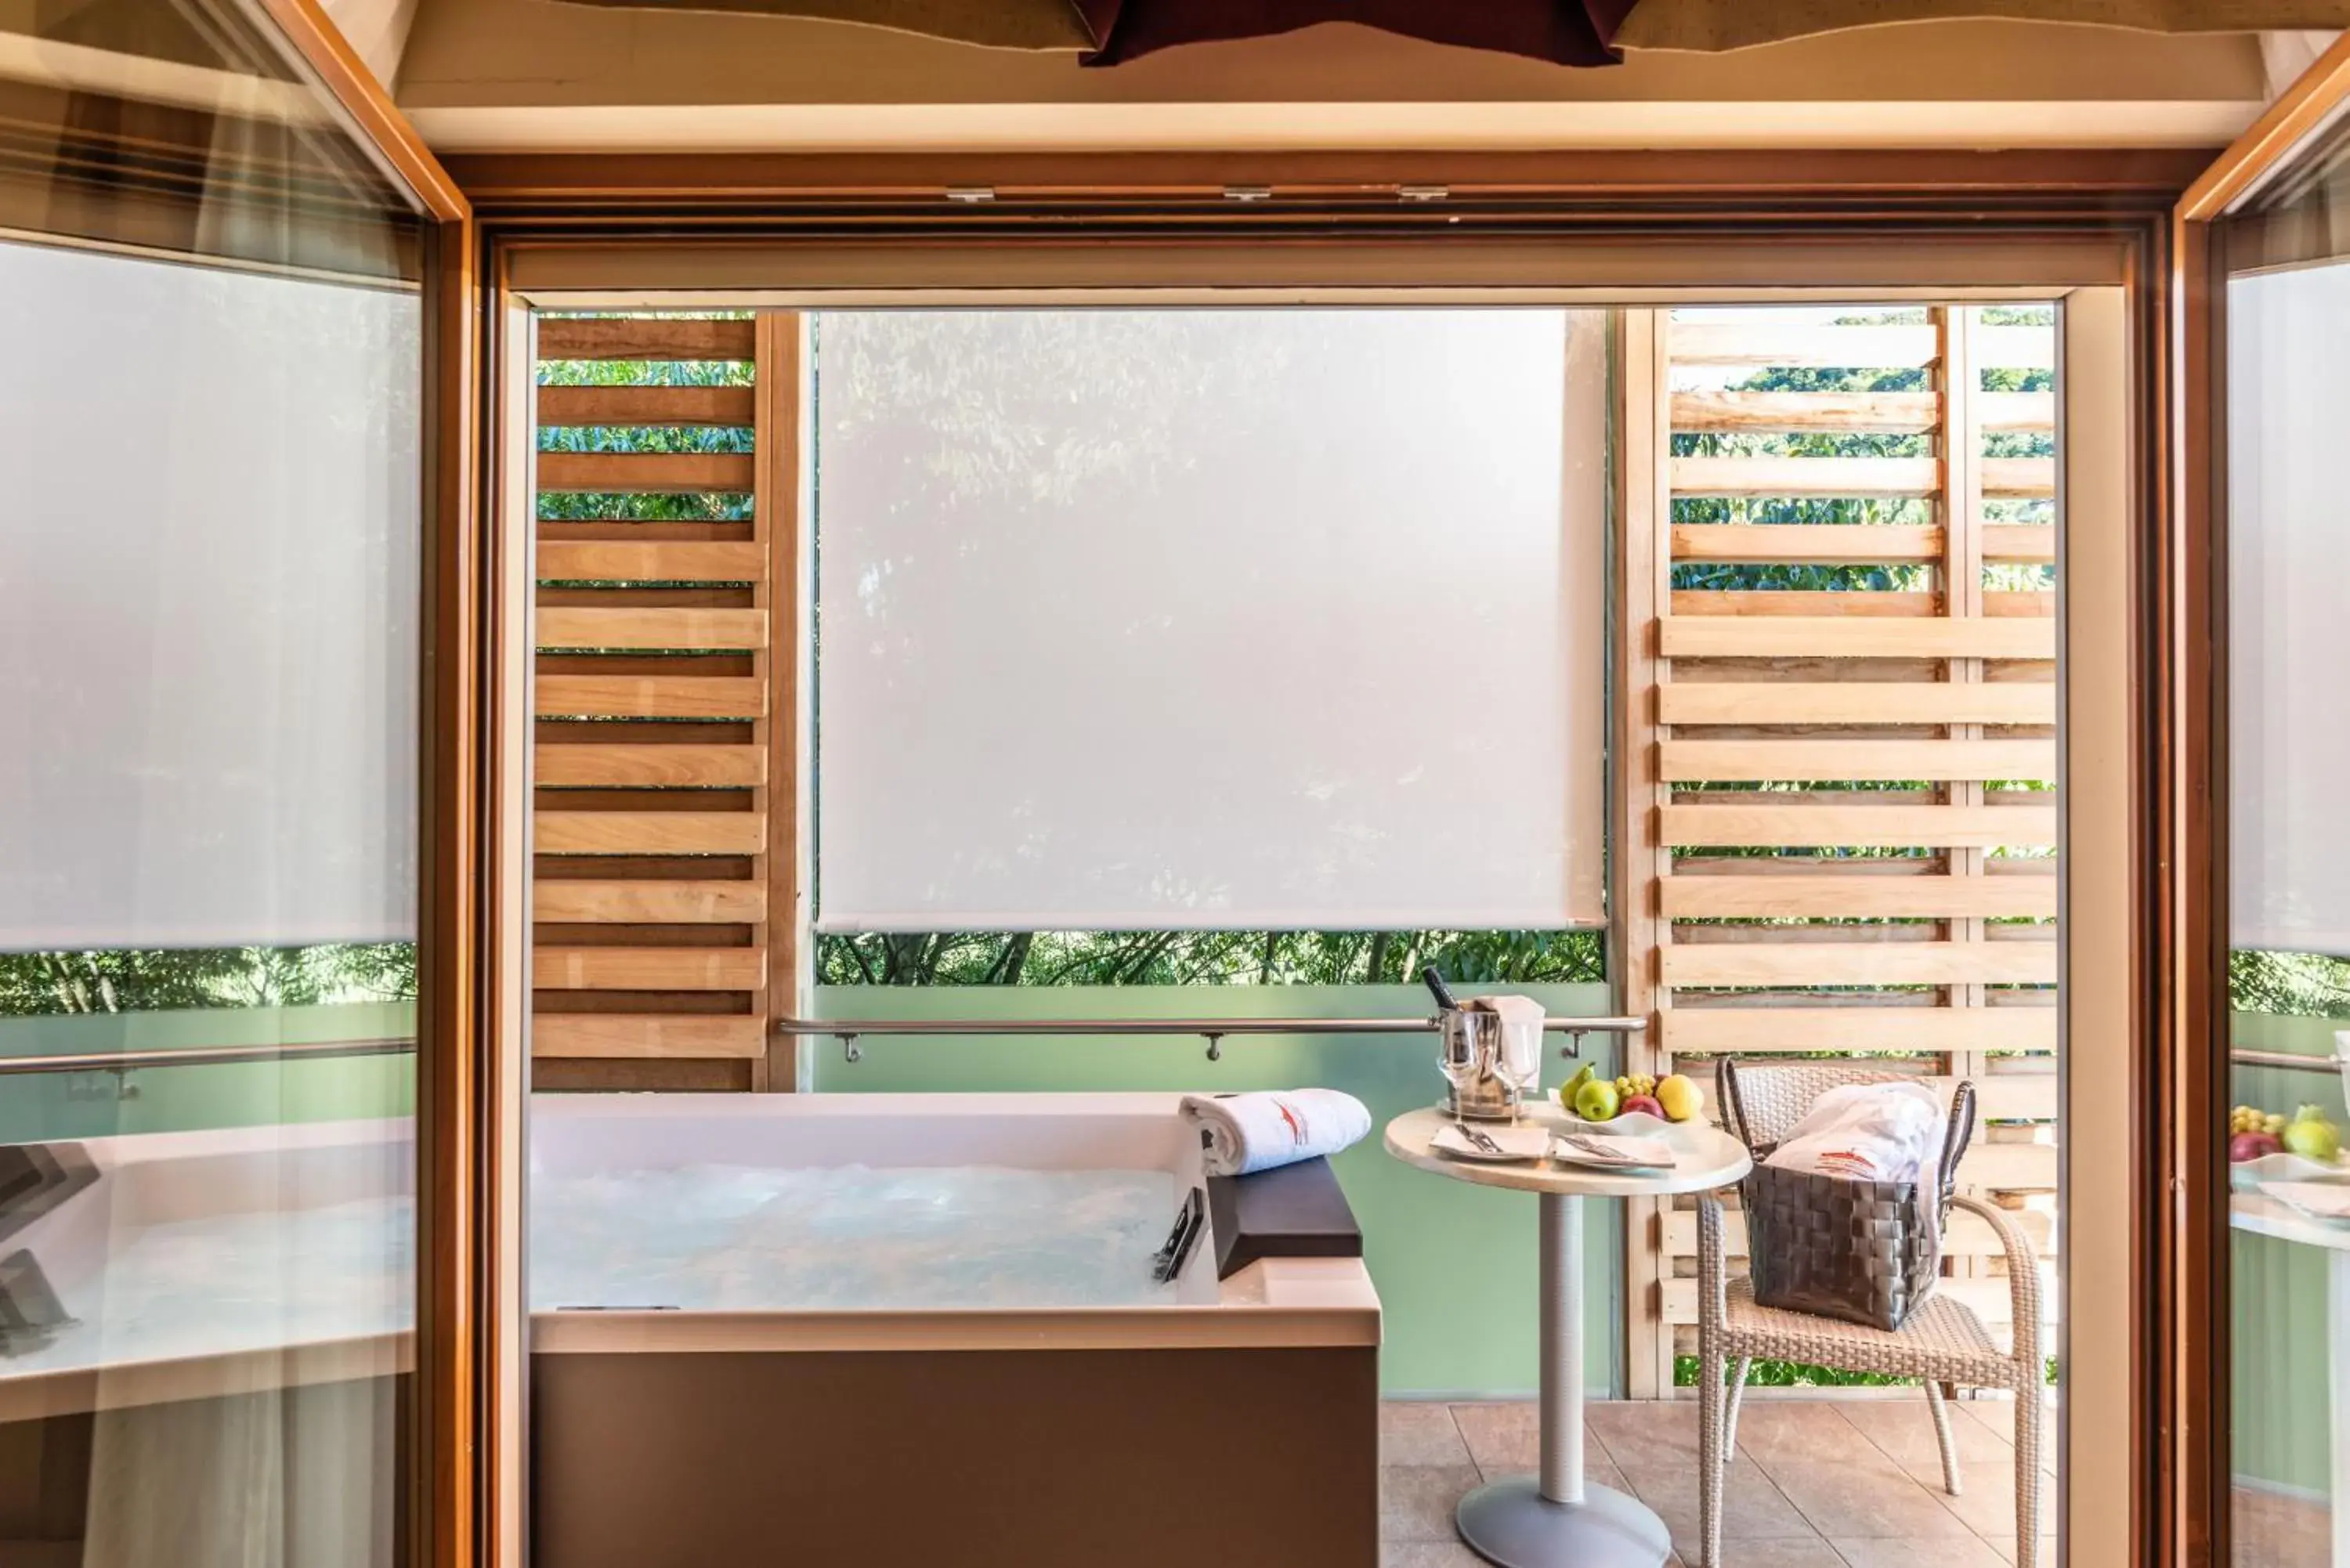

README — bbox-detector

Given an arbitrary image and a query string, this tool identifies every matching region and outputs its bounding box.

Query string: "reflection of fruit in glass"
[1656,1075,1702,1123]
[2283,1106,2342,1162]
[1573,1078,1622,1122]
[2230,1130,2283,1162]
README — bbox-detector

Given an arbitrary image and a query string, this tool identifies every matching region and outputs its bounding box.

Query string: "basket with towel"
[1721,1060,1976,1332]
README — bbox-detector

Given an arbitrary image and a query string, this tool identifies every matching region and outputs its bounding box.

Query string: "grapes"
[2232,1104,2290,1137]
[1614,1074,1658,1097]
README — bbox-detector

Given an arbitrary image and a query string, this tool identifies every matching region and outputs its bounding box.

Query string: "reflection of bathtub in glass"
[531,1093,1380,1568]
[1,1117,414,1421]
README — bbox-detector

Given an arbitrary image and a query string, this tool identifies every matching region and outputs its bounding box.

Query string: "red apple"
[2230,1130,2283,1163]
[1622,1094,1665,1118]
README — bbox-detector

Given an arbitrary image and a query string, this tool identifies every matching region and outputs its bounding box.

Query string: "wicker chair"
[1694,1060,2045,1568]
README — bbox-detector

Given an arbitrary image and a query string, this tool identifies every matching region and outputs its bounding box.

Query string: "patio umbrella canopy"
[544,0,2350,62]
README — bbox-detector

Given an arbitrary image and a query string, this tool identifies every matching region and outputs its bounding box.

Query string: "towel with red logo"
[1180,1089,1372,1177]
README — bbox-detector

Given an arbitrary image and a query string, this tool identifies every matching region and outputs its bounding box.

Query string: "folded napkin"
[1762,1081,1946,1187]
[1180,1089,1372,1177]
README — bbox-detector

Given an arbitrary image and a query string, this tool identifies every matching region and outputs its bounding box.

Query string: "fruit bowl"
[2232,1151,2350,1192]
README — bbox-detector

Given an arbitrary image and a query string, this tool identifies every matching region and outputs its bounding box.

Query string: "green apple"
[1573,1078,1622,1122]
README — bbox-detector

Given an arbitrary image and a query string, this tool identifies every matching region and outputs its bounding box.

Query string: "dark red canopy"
[1072,0,1643,67]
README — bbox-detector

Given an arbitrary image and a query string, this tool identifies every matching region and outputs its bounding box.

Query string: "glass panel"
[0,3,423,1565]
[2223,132,2350,1568]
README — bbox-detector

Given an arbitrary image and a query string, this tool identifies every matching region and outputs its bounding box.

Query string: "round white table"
[1386,1104,1752,1568]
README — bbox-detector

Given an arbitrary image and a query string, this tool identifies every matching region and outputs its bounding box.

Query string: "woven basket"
[1720,1060,1977,1333]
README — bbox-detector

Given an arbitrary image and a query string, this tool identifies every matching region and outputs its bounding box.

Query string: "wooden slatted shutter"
[1621,305,2060,1395]
[530,313,802,1091]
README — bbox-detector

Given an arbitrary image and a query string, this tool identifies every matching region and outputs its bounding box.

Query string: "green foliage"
[818,929,1603,988]
[0,944,418,1017]
[2232,948,2350,1020]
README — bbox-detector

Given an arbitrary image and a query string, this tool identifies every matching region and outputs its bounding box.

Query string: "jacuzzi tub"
[529,1093,1381,1568]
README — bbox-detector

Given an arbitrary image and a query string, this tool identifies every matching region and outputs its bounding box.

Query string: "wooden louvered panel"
[1661,939,2056,988]
[537,541,767,582]
[1658,681,2054,727]
[537,811,768,856]
[537,385,757,427]
[1658,616,2055,660]
[538,316,756,360]
[1671,524,1943,564]
[1658,1005,2059,1054]
[535,674,767,720]
[537,607,768,651]
[1658,739,2055,782]
[537,452,757,494]
[534,946,768,992]
[532,311,799,1086]
[533,745,768,788]
[1660,872,2057,919]
[1660,802,2058,848]
[533,880,768,923]
[1629,306,2064,1393]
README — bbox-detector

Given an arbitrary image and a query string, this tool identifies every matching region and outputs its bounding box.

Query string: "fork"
[1459,1123,1508,1156]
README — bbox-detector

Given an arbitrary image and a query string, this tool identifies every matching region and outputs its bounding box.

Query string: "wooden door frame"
[2167,32,2350,1568]
[459,146,2196,1568]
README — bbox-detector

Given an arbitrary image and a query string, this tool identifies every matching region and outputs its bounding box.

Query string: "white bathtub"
[528,1093,1381,1568]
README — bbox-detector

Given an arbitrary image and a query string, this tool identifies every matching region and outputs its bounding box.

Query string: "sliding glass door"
[0,5,433,1564]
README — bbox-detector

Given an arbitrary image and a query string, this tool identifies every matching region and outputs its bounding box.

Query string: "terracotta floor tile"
[1829,1534,2013,1568]
[2230,1484,2330,1568]
[1379,1465,1481,1543]
[1736,1407,1976,1540]
[1673,1540,1846,1568]
[1983,1534,2059,1566]
[1380,1542,1487,1568]
[1835,1396,2018,1473]
[1950,1398,2058,1476]
[1444,1403,1613,1486]
[1381,1402,1473,1468]
[1918,1459,2050,1543]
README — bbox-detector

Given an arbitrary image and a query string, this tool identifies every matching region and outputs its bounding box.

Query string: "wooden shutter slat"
[534,947,768,991]
[1658,1006,2058,1053]
[538,608,768,651]
[1671,524,1943,565]
[538,541,767,583]
[536,675,767,720]
[1671,456,1940,497]
[533,1015,768,1060]
[537,453,756,494]
[1661,940,2055,988]
[1660,803,2058,849]
[1668,390,1940,433]
[1658,616,2055,660]
[1982,524,2056,563]
[537,317,755,360]
[1660,873,2057,919]
[1666,322,1940,368]
[534,744,768,788]
[1659,738,2055,783]
[537,385,755,428]
[1658,682,2053,726]
[1980,457,2056,499]
[533,880,768,923]
[537,811,768,855]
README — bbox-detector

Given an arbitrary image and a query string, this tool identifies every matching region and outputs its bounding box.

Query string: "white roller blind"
[0,241,420,951]
[812,308,1605,934]
[2228,264,2350,956]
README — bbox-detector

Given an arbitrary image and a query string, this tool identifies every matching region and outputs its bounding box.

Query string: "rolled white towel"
[1180,1089,1372,1177]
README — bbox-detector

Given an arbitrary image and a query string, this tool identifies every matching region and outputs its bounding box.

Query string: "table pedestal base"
[1455,1476,1673,1568]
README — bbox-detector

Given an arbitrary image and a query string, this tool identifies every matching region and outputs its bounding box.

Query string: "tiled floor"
[1381,1396,2055,1568]
[1381,1394,2334,1567]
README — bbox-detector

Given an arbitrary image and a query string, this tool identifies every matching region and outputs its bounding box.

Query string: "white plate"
[1430,1122,1553,1163]
[2230,1151,2345,1191]
[1550,1104,1679,1139]
[1551,1132,1677,1172]
[2261,1179,2350,1223]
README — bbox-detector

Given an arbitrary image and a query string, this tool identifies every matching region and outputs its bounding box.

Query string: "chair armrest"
[1949,1191,2043,1375]
[1696,1190,1731,1325]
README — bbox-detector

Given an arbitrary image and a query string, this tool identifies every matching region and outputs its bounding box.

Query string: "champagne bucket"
[1438,1009,1521,1122]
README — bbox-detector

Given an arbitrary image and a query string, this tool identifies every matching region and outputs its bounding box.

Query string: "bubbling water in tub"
[530,1165,1182,1312]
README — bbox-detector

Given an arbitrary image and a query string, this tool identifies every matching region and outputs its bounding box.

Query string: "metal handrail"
[2232,1047,2348,1077]
[0,1037,416,1075]
[776,1013,1647,1062]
